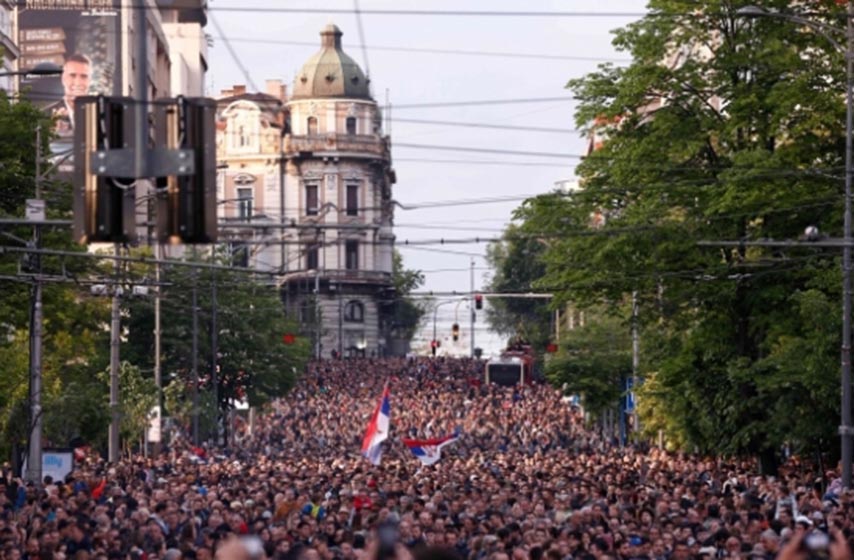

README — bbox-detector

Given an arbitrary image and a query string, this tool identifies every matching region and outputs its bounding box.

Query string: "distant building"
[215,81,288,271]
[281,24,397,358]
[214,25,399,358]
[0,1,17,94]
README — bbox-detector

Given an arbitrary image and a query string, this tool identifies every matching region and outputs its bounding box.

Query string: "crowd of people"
[0,357,852,560]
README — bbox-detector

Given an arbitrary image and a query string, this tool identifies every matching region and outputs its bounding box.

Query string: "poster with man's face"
[18,0,122,163]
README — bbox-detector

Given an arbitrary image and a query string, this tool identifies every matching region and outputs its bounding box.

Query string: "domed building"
[280,24,398,358]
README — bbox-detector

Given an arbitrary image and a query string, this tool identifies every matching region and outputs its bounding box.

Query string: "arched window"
[344,300,364,323]
[346,116,357,135]
[307,116,318,135]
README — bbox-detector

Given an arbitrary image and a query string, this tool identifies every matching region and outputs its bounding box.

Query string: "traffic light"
[431,339,438,356]
[157,97,218,244]
[475,294,483,310]
[72,96,137,244]
[452,323,460,342]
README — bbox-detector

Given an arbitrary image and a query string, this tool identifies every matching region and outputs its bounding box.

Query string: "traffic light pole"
[470,258,475,358]
[109,0,149,463]
[26,126,44,484]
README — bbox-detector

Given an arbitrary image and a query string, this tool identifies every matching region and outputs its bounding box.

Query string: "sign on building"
[18,0,123,162]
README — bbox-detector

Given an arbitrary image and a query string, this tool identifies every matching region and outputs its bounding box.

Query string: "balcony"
[282,268,392,286]
[284,133,390,160]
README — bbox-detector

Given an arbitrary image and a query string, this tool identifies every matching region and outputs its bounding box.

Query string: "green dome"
[292,24,371,101]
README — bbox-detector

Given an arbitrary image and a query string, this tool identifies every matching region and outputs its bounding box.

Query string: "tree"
[0,93,112,465]
[545,307,632,418]
[122,251,310,440]
[514,0,849,467]
[388,250,426,342]
[485,224,551,353]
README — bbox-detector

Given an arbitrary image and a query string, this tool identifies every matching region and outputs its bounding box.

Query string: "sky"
[205,0,649,355]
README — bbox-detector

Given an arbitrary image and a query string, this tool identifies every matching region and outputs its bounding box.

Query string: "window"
[345,240,359,270]
[346,184,359,216]
[344,300,364,323]
[307,116,318,135]
[306,244,319,271]
[346,116,357,135]
[305,184,319,216]
[231,243,249,268]
[237,187,253,220]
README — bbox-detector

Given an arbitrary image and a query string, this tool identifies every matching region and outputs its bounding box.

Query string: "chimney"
[233,85,246,96]
[265,79,287,102]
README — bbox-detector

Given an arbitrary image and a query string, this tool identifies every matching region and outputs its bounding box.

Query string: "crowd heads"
[0,357,851,560]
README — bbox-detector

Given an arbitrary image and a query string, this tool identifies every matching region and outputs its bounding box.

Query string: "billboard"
[18,0,122,158]
[22,449,74,484]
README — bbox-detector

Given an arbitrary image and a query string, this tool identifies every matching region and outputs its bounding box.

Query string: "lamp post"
[738,4,854,487]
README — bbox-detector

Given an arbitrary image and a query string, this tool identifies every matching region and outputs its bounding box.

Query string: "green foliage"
[0,93,52,216]
[123,249,310,423]
[389,250,426,341]
[485,224,551,352]
[545,308,632,417]
[0,94,112,464]
[513,0,850,460]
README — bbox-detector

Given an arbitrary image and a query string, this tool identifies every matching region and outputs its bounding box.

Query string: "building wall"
[215,87,287,274]
[282,90,396,358]
[0,1,16,94]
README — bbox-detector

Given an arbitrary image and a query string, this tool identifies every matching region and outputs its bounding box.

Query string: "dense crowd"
[0,357,852,560]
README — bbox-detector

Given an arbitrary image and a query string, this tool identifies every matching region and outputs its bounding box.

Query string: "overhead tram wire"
[209,12,260,93]
[391,118,577,134]
[395,158,572,168]
[97,4,652,17]
[353,0,371,80]
[392,97,572,109]
[211,36,632,63]
[394,142,579,159]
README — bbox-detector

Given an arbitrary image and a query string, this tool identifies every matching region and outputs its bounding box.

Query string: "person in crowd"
[0,357,852,560]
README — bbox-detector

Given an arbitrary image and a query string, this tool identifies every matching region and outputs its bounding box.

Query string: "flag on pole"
[402,431,461,466]
[361,384,391,465]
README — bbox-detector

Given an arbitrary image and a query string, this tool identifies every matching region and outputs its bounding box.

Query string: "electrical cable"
[208,12,260,94]
[353,0,371,80]
[213,36,631,63]
[391,118,577,134]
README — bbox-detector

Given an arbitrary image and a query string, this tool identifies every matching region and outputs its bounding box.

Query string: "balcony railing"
[282,268,393,285]
[284,133,390,159]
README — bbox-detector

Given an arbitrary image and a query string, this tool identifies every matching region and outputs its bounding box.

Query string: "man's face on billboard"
[62,60,90,105]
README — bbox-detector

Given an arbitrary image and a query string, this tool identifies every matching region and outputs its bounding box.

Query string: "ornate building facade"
[215,25,398,358]
[282,24,396,358]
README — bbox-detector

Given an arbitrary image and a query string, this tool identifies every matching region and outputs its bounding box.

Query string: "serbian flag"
[361,384,391,465]
[403,431,461,466]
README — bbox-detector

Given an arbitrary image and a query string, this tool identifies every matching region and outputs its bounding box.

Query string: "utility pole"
[26,125,43,484]
[153,243,162,455]
[631,291,640,436]
[338,287,343,357]
[470,258,475,358]
[314,271,321,359]
[210,271,218,444]
[191,263,199,445]
[109,0,148,463]
[108,244,121,463]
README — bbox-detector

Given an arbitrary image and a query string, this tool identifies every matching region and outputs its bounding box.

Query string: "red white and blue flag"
[402,431,461,466]
[361,384,391,465]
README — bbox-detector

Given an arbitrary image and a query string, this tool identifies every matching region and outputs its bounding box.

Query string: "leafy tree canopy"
[514,0,849,463]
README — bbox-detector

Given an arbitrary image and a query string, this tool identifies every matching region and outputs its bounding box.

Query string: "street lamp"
[0,62,63,78]
[738,4,854,487]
